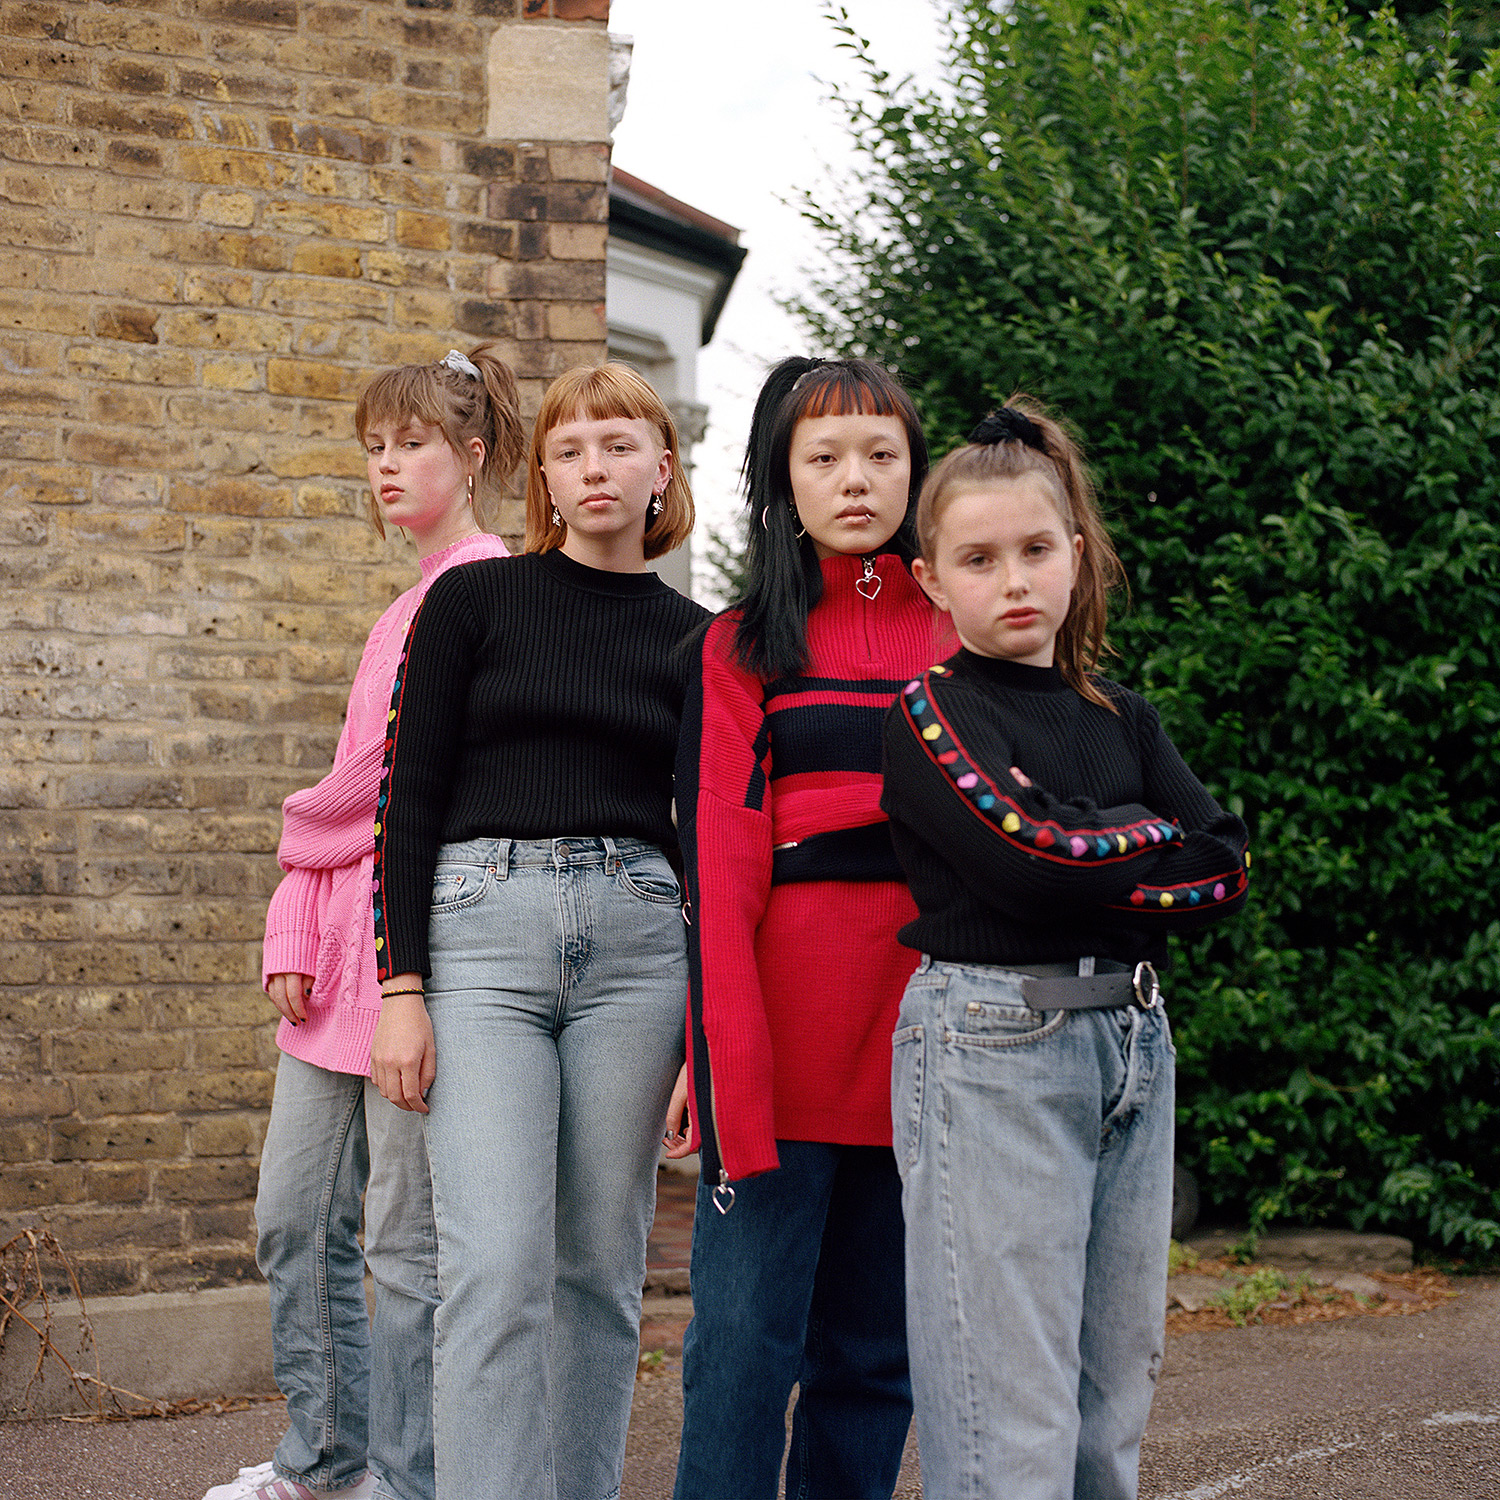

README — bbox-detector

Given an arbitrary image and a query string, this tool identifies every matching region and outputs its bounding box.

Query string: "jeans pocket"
[891,1023,924,1173]
[952,995,1068,1049]
[430,865,490,913]
[614,853,681,905]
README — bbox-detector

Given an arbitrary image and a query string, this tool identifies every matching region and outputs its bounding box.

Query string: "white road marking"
[1156,1408,1500,1497]
[1154,1441,1360,1498]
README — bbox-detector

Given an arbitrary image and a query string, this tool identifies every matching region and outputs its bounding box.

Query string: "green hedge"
[798,0,1500,1251]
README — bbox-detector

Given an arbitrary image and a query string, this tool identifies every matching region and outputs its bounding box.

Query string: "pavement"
[2,1172,1496,1498]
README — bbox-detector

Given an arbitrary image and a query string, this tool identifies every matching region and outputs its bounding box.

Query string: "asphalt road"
[2,1278,1495,1499]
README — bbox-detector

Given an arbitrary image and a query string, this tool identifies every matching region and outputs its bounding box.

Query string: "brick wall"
[0,0,610,1293]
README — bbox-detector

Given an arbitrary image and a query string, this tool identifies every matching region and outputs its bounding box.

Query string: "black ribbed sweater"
[881,650,1249,968]
[373,549,709,979]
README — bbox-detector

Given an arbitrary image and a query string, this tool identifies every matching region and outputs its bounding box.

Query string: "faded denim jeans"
[892,957,1174,1500]
[420,836,687,1500]
[256,1054,438,1500]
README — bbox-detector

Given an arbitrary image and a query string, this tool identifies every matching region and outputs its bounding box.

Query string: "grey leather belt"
[1007,959,1162,1012]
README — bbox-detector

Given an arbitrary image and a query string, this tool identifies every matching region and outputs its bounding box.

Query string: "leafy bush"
[800,0,1500,1251]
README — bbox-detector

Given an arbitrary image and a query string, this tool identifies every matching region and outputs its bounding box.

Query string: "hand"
[268,973,313,1026]
[661,1063,694,1159]
[370,989,436,1113]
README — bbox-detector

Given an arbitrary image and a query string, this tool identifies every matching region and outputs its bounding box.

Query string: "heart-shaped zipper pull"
[856,556,882,600]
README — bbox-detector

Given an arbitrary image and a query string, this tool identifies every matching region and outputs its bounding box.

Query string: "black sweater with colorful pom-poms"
[880,649,1248,968]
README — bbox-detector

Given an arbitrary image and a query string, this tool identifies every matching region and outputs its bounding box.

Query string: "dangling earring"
[788,503,806,540]
[466,472,474,506]
[650,492,663,518]
[551,506,562,528]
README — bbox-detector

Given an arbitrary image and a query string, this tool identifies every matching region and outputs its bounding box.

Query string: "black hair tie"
[970,407,1046,451]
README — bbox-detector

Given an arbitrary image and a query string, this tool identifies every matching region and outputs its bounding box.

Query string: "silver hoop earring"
[789,504,806,541]
[551,506,562,528]
[761,507,770,531]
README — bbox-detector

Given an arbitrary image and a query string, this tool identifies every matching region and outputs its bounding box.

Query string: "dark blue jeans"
[673,1141,912,1500]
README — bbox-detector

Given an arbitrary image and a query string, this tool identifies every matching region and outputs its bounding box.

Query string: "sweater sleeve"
[677,619,781,1183]
[882,667,1181,922]
[1100,700,1249,928]
[263,597,407,985]
[262,864,332,985]
[373,567,481,981]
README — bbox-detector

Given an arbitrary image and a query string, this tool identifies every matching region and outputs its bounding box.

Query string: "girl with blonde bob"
[369,362,708,1499]
[206,345,523,1500]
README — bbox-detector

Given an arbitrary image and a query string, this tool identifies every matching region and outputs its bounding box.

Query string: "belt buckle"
[1131,961,1161,1011]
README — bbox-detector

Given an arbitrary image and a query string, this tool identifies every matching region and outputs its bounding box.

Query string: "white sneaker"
[203,1463,276,1500]
[203,1464,377,1500]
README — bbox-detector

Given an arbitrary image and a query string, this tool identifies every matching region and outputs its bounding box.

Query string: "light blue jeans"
[892,957,1174,1500]
[420,836,688,1500]
[256,1052,439,1500]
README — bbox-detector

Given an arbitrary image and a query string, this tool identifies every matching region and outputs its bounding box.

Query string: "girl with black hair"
[666,356,938,1500]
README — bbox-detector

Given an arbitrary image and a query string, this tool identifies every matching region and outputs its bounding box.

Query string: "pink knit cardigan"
[262,531,511,1076]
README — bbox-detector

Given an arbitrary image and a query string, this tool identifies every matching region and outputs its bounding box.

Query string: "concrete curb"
[1,1285,275,1419]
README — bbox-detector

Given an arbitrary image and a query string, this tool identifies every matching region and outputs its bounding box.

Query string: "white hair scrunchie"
[440,349,481,379]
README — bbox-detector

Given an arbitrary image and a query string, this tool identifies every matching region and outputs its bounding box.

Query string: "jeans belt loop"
[494,839,511,882]
[601,834,619,875]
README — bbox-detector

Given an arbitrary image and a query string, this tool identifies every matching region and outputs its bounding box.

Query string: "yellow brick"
[369,167,446,210]
[167,477,295,517]
[197,191,256,228]
[259,277,387,320]
[88,388,165,427]
[264,199,387,242]
[89,178,195,220]
[73,13,205,57]
[0,205,85,251]
[0,290,88,335]
[301,161,366,199]
[265,359,362,400]
[395,210,450,251]
[367,89,482,134]
[294,321,365,359]
[166,393,295,434]
[392,289,451,330]
[268,443,365,480]
[0,331,59,374]
[295,484,358,518]
[179,148,295,191]
[0,464,90,505]
[201,112,260,149]
[365,329,453,366]
[0,376,80,415]
[66,345,197,386]
[48,259,178,301]
[291,243,362,278]
[66,429,195,471]
[549,223,607,261]
[202,358,262,391]
[183,272,256,308]
[54,510,186,552]
[548,143,610,183]
[0,166,58,207]
[161,310,289,352]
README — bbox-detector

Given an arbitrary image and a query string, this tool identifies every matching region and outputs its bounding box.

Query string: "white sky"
[607,1,948,596]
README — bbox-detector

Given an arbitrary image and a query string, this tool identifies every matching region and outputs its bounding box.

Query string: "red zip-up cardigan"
[676,553,941,1184]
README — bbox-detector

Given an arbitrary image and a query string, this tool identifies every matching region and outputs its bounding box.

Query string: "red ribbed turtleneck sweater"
[676,552,946,1183]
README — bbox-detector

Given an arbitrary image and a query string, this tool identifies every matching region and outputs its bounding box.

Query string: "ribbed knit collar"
[949,648,1068,693]
[818,551,911,593]
[539,546,673,597]
[418,529,505,581]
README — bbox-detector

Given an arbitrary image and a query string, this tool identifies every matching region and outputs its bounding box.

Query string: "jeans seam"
[309,1077,366,1490]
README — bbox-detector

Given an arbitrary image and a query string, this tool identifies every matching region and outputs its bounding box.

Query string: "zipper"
[856,555,881,662]
[712,1167,736,1215]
